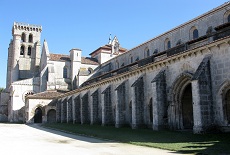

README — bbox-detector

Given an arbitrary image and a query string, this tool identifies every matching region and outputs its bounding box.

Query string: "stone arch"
[144,47,150,58]
[20,45,25,55]
[33,106,44,123]
[27,46,32,56]
[21,33,26,42]
[88,67,93,74]
[28,33,33,43]
[190,26,199,40]
[168,72,193,130]
[217,80,230,125]
[164,38,171,50]
[47,109,56,123]
[224,11,230,23]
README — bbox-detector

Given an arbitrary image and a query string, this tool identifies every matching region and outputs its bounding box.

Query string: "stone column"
[67,97,73,123]
[61,98,67,123]
[101,91,105,126]
[152,82,159,130]
[130,83,136,129]
[72,95,76,123]
[56,99,61,123]
[114,87,120,128]
[192,80,203,133]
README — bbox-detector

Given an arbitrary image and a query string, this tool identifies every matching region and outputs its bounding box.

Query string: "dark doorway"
[181,83,193,129]
[47,109,56,123]
[149,98,153,124]
[225,90,230,124]
[34,107,42,123]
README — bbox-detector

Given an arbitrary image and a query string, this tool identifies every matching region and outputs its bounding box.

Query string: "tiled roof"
[81,57,99,65]
[50,54,70,61]
[26,90,67,99]
[49,53,99,65]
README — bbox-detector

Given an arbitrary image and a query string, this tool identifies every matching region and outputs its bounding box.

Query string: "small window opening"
[193,29,199,39]
[28,47,31,56]
[146,49,150,57]
[20,46,25,55]
[167,40,171,49]
[21,33,26,42]
[29,34,33,43]
[63,67,68,78]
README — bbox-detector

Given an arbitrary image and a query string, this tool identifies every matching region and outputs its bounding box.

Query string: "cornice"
[57,36,230,99]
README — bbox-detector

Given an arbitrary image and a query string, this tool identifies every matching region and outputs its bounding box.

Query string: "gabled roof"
[49,54,70,61]
[49,53,99,65]
[26,90,68,99]
[89,44,127,55]
[81,57,99,65]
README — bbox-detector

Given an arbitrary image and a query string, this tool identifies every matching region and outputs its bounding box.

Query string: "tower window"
[193,29,199,39]
[63,67,68,78]
[29,34,33,43]
[20,46,25,55]
[21,33,26,42]
[28,46,31,56]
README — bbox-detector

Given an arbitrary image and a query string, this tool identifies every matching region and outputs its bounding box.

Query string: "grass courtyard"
[42,123,230,155]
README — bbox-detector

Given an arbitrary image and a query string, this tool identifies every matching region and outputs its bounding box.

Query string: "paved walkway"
[0,124,188,155]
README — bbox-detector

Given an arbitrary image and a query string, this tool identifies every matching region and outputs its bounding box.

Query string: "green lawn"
[42,123,230,155]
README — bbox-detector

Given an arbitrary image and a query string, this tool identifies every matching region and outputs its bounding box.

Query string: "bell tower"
[6,22,42,89]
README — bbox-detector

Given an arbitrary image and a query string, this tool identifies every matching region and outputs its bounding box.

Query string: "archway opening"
[149,98,153,124]
[225,89,230,124]
[181,83,193,129]
[34,107,42,123]
[47,109,56,123]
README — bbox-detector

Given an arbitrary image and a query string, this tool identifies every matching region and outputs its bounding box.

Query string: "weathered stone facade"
[0,21,125,123]
[54,2,230,133]
[1,2,230,134]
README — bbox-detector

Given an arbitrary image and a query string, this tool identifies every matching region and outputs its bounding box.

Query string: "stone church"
[1,2,230,133]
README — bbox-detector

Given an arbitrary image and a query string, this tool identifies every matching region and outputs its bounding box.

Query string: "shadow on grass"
[39,123,230,155]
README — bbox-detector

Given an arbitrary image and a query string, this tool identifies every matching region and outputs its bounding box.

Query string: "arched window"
[28,46,31,56]
[20,46,25,55]
[153,49,158,54]
[228,14,230,23]
[167,40,171,49]
[193,29,199,39]
[63,67,68,78]
[88,67,93,74]
[21,33,26,42]
[29,34,33,43]
[130,56,133,63]
[176,39,182,46]
[146,49,150,57]
[165,38,171,50]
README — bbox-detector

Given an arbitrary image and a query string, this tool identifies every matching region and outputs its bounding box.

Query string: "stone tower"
[70,48,82,89]
[6,22,42,90]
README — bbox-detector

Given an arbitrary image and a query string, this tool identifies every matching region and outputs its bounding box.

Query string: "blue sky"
[0,0,228,88]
